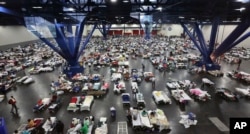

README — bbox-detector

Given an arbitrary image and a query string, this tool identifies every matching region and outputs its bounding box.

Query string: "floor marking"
[117,121,128,134]
[209,117,229,132]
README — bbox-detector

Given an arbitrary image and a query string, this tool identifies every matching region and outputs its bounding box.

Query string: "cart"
[121,93,130,106]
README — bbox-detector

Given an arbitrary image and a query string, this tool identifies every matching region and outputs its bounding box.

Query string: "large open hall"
[1,0,250,134]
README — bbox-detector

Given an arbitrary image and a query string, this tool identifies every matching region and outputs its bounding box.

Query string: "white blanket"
[235,88,250,96]
[179,115,197,128]
[153,91,171,104]
[81,96,94,111]
[202,78,214,85]
[172,90,192,102]
[111,73,122,81]
[42,117,56,132]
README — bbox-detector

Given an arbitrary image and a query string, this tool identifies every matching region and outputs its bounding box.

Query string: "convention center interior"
[1,0,250,134]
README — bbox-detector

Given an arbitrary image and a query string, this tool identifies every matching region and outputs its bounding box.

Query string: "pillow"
[42,98,51,104]
[69,103,76,107]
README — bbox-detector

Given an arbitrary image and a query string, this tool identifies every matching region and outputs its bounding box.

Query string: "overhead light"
[111,0,117,2]
[63,7,75,12]
[157,7,162,11]
[235,7,246,12]
[123,0,129,3]
[32,6,42,9]
[98,5,107,7]
[236,0,250,3]
[59,13,63,14]
[191,18,195,20]
[0,2,6,4]
[179,16,184,19]
[64,17,69,19]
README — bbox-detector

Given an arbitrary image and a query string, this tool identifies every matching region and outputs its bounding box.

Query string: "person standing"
[237,59,242,70]
[142,63,145,72]
[151,77,156,89]
[8,96,18,114]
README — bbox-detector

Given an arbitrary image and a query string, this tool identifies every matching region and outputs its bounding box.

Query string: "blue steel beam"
[97,24,104,35]
[106,23,112,37]
[102,23,107,39]
[222,32,250,54]
[208,18,219,55]
[180,22,204,55]
[66,25,75,57]
[192,28,195,37]
[96,23,112,39]
[77,23,97,59]
[32,30,66,59]
[144,24,151,40]
[54,23,72,60]
[102,23,112,40]
[74,20,85,59]
[194,23,208,53]
[0,6,22,17]
[193,23,208,59]
[212,20,250,58]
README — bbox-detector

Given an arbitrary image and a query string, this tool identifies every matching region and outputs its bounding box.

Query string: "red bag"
[8,99,13,104]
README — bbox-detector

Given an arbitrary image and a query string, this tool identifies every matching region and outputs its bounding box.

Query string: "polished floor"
[1,52,250,134]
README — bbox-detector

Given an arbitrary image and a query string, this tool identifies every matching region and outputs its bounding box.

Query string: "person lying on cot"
[26,119,36,129]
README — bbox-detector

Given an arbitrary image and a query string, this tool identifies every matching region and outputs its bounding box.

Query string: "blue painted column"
[97,23,112,40]
[181,22,204,56]
[0,6,22,17]
[194,23,208,59]
[181,21,221,70]
[77,23,97,59]
[227,32,250,50]
[144,22,152,40]
[212,20,250,59]
[24,17,97,77]
[140,15,153,40]
[208,18,219,55]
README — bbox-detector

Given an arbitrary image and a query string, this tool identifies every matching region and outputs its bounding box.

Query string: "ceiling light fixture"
[32,6,43,9]
[123,0,129,3]
[111,0,117,2]
[179,16,184,19]
[63,7,75,12]
[0,2,6,4]
[157,7,162,11]
[236,0,250,3]
[235,7,246,12]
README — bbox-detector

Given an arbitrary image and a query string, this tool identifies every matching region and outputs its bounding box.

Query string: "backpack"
[8,99,13,104]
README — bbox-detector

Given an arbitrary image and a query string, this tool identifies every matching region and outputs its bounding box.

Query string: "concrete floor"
[1,53,250,134]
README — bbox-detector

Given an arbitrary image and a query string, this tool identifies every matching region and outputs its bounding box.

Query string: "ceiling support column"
[140,15,153,40]
[181,21,221,70]
[24,17,97,77]
[97,22,112,40]
[211,19,250,60]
